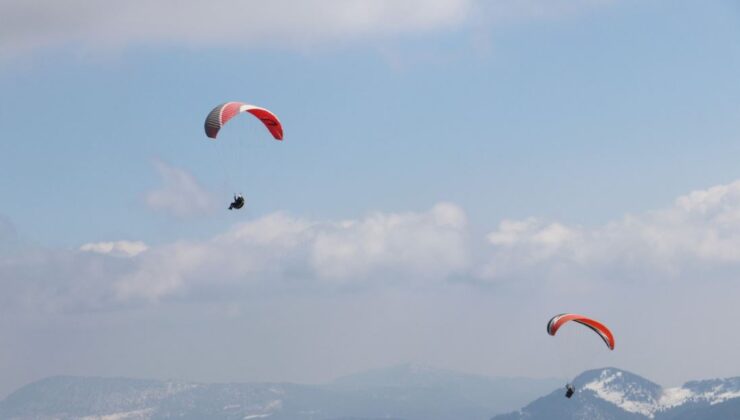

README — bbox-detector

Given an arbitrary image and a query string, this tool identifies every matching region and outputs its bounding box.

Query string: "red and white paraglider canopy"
[204,102,283,140]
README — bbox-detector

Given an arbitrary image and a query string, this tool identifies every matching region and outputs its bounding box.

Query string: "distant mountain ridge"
[4,366,739,420]
[493,368,740,420]
[0,364,560,420]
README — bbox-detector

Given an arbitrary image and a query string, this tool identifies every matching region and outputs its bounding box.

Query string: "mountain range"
[2,365,740,419]
[0,364,559,420]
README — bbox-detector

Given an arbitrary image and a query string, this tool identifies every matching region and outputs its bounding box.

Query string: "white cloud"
[481,180,740,281]
[0,0,611,57]
[310,202,469,280]
[0,0,470,56]
[115,203,470,301]
[80,241,148,258]
[145,160,216,218]
[487,218,576,248]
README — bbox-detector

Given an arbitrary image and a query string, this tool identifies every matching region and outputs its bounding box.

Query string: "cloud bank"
[117,202,469,301]
[4,178,740,312]
[0,0,611,57]
[0,203,470,310]
[482,180,740,283]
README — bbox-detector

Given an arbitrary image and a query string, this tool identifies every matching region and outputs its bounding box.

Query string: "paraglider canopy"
[204,102,283,140]
[547,313,615,350]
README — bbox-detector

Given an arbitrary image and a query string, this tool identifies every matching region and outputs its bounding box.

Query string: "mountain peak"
[577,368,662,417]
[494,368,740,420]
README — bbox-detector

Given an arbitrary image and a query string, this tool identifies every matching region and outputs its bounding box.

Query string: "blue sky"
[3,0,739,246]
[2,0,740,399]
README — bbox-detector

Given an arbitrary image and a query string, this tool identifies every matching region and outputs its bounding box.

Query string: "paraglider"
[204,102,284,209]
[228,194,245,210]
[547,313,615,399]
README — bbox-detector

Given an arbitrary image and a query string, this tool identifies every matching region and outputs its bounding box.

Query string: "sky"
[1,0,740,399]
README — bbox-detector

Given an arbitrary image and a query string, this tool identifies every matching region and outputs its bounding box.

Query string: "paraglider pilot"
[565,384,575,399]
[229,194,245,210]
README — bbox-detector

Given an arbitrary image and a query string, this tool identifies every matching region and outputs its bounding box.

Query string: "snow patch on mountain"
[582,370,657,417]
[581,369,740,418]
[708,388,740,405]
[656,386,693,409]
[81,408,154,420]
[683,379,740,405]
